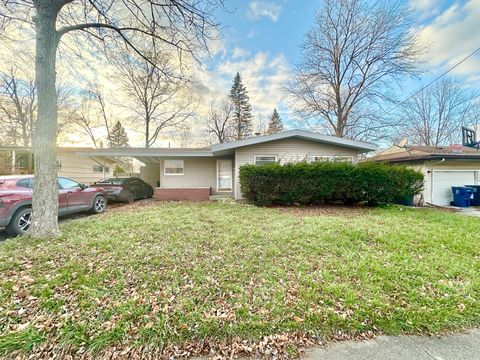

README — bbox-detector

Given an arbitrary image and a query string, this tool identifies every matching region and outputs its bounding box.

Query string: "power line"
[386,45,480,115]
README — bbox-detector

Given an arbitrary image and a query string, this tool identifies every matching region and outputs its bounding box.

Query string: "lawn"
[1,202,480,358]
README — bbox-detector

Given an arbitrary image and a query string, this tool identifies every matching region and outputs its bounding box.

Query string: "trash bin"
[395,194,414,206]
[465,185,480,206]
[451,186,474,207]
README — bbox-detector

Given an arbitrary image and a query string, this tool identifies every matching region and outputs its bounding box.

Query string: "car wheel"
[126,192,135,204]
[6,207,32,236]
[91,195,107,214]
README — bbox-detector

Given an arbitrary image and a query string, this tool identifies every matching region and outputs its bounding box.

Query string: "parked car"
[91,177,154,203]
[0,175,107,236]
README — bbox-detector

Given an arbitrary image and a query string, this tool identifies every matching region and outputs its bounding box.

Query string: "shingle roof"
[369,145,480,163]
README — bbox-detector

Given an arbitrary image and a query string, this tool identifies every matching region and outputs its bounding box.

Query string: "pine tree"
[109,121,130,148]
[229,72,253,140]
[267,108,284,134]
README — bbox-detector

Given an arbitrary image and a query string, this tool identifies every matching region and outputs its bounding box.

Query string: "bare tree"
[0,0,223,237]
[118,52,197,148]
[287,0,421,139]
[399,78,476,146]
[169,123,193,148]
[0,68,36,148]
[206,97,235,143]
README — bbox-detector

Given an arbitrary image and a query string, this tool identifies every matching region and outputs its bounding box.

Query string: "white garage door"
[432,171,476,206]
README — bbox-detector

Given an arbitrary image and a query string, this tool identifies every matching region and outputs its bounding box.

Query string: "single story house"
[77,129,378,201]
[0,146,117,184]
[369,144,480,206]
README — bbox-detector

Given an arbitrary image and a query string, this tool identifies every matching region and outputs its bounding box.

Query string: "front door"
[217,160,233,192]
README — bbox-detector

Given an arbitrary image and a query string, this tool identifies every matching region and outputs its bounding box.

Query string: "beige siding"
[57,153,114,184]
[234,139,361,199]
[160,158,216,191]
[140,164,160,188]
[159,157,234,195]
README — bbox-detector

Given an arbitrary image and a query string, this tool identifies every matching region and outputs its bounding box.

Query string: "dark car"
[0,175,108,236]
[91,177,154,203]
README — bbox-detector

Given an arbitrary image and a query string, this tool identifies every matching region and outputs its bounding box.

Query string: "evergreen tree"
[267,108,284,134]
[109,121,130,148]
[229,72,253,140]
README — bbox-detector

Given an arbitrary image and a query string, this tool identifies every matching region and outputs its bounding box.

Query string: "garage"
[431,171,476,206]
[369,144,480,206]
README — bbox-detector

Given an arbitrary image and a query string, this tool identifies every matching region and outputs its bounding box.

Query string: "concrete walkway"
[304,329,480,360]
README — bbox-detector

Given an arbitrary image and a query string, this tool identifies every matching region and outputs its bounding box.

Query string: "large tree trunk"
[30,5,60,237]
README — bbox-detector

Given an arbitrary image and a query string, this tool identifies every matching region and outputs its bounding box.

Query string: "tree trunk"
[30,6,60,237]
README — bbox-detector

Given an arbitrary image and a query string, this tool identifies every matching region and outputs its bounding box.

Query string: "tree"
[109,121,129,148]
[229,72,253,140]
[399,78,475,146]
[206,97,235,143]
[118,52,197,148]
[0,0,223,237]
[169,123,193,148]
[267,108,283,135]
[287,0,421,139]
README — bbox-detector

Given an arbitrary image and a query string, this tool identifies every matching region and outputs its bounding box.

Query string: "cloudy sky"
[2,0,479,147]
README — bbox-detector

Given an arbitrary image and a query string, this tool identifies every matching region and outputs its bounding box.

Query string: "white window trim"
[164,159,185,176]
[253,155,277,165]
[216,159,233,193]
[309,155,354,163]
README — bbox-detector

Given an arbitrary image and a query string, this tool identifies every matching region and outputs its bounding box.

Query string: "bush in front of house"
[239,161,424,206]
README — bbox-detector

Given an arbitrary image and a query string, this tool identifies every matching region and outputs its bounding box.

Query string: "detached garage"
[369,145,480,206]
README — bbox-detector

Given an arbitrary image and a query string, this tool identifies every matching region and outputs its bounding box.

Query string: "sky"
[1,0,480,148]
[194,0,480,138]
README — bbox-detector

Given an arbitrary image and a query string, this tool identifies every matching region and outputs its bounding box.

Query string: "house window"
[309,155,353,163]
[164,159,184,175]
[93,164,110,172]
[254,155,277,165]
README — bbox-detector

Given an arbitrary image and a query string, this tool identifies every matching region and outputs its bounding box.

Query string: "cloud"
[416,0,480,79]
[247,1,282,22]
[231,47,250,59]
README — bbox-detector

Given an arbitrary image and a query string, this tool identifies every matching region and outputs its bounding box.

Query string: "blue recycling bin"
[451,186,474,207]
[465,185,480,206]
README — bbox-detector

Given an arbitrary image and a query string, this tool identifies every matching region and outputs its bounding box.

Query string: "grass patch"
[1,202,480,357]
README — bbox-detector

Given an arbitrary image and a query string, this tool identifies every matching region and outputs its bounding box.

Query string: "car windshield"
[98,178,126,185]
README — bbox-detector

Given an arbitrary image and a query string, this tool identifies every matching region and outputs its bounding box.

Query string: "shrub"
[239,161,424,206]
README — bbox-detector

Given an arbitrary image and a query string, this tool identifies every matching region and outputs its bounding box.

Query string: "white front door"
[432,170,476,205]
[217,160,233,192]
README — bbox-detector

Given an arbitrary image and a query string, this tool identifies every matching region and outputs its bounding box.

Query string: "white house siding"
[140,164,160,188]
[159,157,234,195]
[57,152,115,184]
[234,138,361,199]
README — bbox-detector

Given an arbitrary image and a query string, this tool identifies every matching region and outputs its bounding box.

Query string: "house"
[0,146,118,184]
[76,130,377,200]
[368,144,480,206]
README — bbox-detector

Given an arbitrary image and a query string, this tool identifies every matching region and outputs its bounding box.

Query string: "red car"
[0,175,107,236]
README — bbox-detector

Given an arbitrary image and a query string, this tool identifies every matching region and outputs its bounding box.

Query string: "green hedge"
[239,162,424,206]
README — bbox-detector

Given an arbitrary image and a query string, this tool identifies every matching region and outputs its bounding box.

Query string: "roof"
[369,145,480,163]
[2,130,378,165]
[211,129,377,156]
[75,129,377,163]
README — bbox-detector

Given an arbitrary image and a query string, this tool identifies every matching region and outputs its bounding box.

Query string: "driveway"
[305,329,480,360]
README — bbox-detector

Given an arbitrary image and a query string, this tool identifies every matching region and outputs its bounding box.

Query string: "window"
[58,177,81,189]
[16,178,32,189]
[254,155,277,166]
[93,164,109,172]
[164,160,184,175]
[309,155,353,163]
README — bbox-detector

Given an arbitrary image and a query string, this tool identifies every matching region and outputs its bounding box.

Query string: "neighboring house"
[77,130,377,200]
[0,146,117,184]
[369,144,480,206]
